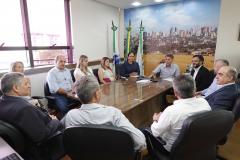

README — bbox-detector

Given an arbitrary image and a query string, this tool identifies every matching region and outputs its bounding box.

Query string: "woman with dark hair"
[98,57,115,84]
[74,55,93,81]
[120,52,140,77]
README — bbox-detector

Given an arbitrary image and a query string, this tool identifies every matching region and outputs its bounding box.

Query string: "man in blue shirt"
[47,55,80,117]
[149,54,180,79]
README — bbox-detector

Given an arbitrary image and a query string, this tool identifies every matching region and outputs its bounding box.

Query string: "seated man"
[191,55,211,91]
[62,75,146,151]
[47,55,80,117]
[0,72,64,159]
[197,59,229,97]
[205,66,240,110]
[149,54,180,79]
[146,75,211,155]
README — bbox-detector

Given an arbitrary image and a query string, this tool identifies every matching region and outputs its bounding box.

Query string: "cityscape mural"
[124,0,221,56]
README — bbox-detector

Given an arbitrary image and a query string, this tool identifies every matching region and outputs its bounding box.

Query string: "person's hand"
[195,91,202,96]
[153,112,161,122]
[129,72,138,76]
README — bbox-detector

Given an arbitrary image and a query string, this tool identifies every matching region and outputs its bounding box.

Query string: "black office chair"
[0,120,64,160]
[144,110,234,160]
[218,95,240,147]
[70,68,76,82]
[43,82,59,111]
[115,63,122,79]
[92,68,101,83]
[63,124,140,160]
[0,120,25,154]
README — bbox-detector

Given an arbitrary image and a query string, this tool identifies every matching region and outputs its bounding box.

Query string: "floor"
[218,120,240,160]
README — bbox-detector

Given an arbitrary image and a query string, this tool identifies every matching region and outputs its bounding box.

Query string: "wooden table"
[99,78,172,127]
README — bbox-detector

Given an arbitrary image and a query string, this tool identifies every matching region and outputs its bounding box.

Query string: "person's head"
[0,72,31,96]
[55,55,66,70]
[214,59,229,73]
[165,54,174,66]
[75,75,100,104]
[192,55,204,68]
[101,57,111,70]
[10,61,24,73]
[216,66,237,85]
[173,74,196,99]
[77,55,88,69]
[127,52,135,63]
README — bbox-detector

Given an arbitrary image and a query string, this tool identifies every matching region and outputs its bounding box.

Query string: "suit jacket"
[192,66,211,91]
[0,95,64,159]
[205,84,240,110]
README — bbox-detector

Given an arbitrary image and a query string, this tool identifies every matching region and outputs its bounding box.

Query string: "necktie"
[191,69,195,76]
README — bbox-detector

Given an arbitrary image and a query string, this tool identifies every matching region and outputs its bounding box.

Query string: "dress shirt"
[62,103,146,150]
[151,97,211,151]
[47,67,73,93]
[201,78,218,97]
[153,63,180,79]
[192,65,201,80]
[74,67,93,81]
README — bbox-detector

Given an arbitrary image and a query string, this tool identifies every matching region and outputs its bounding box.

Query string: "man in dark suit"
[0,72,64,159]
[191,55,211,91]
[205,66,240,110]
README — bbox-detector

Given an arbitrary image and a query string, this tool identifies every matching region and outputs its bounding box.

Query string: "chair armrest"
[144,128,166,145]
[31,96,55,100]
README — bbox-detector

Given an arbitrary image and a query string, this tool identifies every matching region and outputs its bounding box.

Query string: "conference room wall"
[70,0,124,63]
[215,0,240,71]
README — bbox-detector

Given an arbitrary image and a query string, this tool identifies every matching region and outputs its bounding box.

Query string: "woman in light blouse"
[98,57,115,84]
[10,61,24,73]
[74,55,93,81]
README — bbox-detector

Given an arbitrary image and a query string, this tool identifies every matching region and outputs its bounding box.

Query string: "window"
[0,0,72,71]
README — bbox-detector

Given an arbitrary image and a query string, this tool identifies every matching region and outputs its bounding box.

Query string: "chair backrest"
[63,124,135,160]
[92,68,101,83]
[0,120,25,154]
[44,82,51,97]
[70,69,76,82]
[170,110,234,160]
[232,96,240,122]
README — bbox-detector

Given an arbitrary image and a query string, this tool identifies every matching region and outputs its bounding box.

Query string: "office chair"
[92,68,101,83]
[43,82,59,111]
[0,120,25,154]
[63,124,140,160]
[218,95,240,147]
[0,120,64,160]
[144,110,234,160]
[70,68,76,82]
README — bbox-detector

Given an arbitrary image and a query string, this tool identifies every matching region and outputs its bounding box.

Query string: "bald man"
[205,66,240,110]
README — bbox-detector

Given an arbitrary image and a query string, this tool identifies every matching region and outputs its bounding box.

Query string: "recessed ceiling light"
[132,1,142,7]
[155,0,164,3]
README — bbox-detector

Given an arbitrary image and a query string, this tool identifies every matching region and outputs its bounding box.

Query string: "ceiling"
[95,0,181,9]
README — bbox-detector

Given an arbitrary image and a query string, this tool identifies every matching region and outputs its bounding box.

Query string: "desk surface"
[100,78,172,112]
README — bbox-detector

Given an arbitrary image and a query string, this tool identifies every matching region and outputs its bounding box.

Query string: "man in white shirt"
[146,75,211,156]
[62,75,146,151]
[47,55,80,117]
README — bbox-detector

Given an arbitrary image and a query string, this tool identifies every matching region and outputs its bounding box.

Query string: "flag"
[111,21,120,75]
[126,20,132,58]
[136,21,144,76]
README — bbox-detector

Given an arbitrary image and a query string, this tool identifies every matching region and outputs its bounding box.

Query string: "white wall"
[70,0,124,62]
[215,0,240,71]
